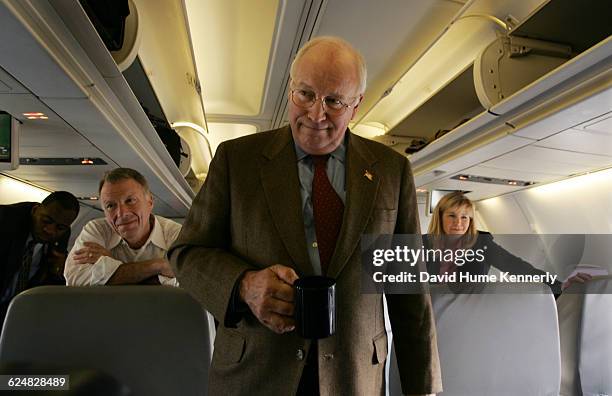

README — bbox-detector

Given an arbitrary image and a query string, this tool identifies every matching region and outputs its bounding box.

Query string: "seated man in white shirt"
[65,168,181,286]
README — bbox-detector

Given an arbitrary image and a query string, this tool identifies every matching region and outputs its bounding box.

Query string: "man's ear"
[31,203,41,216]
[287,78,294,99]
[350,95,364,119]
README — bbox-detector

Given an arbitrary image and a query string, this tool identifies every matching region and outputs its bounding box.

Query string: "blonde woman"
[424,192,590,292]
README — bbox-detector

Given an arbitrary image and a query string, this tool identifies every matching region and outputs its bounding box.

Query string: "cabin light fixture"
[23,112,48,120]
[81,158,94,165]
[77,196,99,201]
[451,174,535,187]
[416,188,428,193]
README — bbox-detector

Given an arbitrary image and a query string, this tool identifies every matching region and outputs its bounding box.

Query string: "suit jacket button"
[296,349,305,361]
[323,353,334,360]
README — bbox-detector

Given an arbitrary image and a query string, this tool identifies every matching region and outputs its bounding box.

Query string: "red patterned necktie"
[312,155,344,275]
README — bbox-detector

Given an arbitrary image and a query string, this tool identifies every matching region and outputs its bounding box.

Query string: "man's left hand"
[73,241,112,264]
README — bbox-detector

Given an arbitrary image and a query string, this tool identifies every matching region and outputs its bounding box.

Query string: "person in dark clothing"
[0,191,79,326]
[425,191,590,293]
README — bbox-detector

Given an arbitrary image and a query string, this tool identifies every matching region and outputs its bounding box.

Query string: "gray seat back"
[0,286,210,396]
[433,283,560,396]
[578,277,612,396]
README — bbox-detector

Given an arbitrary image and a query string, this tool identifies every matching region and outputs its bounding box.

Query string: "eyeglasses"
[290,89,359,115]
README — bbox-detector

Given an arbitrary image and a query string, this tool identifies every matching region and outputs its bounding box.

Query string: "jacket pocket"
[372,331,388,365]
[372,208,397,223]
[215,329,246,365]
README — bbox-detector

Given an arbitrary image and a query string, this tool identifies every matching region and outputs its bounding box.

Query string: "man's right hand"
[239,264,299,334]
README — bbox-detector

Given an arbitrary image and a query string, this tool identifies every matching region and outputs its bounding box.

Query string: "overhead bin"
[385,0,611,153]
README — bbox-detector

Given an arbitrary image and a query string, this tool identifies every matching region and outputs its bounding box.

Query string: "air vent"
[451,174,535,186]
[20,157,108,165]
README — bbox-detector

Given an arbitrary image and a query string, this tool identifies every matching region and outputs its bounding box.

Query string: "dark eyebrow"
[43,214,71,228]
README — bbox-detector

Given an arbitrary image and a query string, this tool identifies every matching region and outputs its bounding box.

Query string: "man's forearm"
[106,259,166,285]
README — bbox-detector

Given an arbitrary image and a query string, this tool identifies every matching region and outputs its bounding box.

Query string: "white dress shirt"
[65,215,181,286]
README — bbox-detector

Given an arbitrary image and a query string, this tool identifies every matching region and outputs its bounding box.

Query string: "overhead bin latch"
[507,36,572,59]
[474,36,573,108]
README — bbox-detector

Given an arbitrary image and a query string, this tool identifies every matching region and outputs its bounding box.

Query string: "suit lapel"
[260,127,313,276]
[328,133,380,278]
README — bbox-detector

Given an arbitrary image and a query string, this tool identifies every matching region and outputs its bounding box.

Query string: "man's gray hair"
[98,167,151,195]
[289,36,367,94]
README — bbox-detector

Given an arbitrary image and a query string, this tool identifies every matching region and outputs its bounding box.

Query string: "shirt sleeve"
[64,221,123,286]
[157,218,182,287]
[158,275,179,286]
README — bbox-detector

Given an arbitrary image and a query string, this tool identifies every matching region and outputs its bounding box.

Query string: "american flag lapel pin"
[364,170,373,181]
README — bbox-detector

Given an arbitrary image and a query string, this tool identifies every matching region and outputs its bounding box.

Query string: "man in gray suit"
[169,36,441,396]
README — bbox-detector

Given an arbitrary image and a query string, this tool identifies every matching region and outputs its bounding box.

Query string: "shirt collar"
[109,215,167,250]
[294,131,348,163]
[25,234,41,248]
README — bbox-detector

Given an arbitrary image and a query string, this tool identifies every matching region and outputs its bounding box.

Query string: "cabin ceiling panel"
[19,124,108,158]
[6,166,112,199]
[534,128,612,158]
[511,86,612,141]
[481,145,612,176]
[185,0,279,116]
[421,177,519,202]
[41,97,143,164]
[581,112,612,134]
[0,1,87,99]
[412,134,533,187]
[0,66,29,94]
[0,93,57,122]
[19,179,98,198]
[461,165,561,184]
[7,164,113,180]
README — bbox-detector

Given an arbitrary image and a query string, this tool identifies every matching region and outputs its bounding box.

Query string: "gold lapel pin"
[364,170,373,181]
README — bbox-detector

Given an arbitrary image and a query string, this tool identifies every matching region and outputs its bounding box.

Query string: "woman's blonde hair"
[427,191,478,246]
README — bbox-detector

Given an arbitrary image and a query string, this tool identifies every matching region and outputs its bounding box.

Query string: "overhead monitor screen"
[0,112,10,162]
[0,111,19,170]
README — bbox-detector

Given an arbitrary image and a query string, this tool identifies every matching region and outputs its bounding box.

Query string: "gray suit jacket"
[169,127,442,395]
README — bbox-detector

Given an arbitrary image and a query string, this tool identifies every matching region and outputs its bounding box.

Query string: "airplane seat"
[387,283,561,396]
[557,286,585,396]
[0,286,211,396]
[559,276,612,396]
